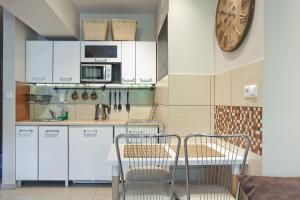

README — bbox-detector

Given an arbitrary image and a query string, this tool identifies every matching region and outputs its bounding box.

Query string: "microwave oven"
[81,41,121,63]
[81,64,112,83]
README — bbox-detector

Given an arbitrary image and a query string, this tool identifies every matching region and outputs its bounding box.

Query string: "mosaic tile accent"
[215,106,263,155]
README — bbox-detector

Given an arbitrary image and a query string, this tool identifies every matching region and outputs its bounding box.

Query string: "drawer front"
[38,126,68,180]
[69,126,113,181]
[16,126,38,180]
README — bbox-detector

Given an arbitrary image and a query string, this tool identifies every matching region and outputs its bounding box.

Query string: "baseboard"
[1,183,17,190]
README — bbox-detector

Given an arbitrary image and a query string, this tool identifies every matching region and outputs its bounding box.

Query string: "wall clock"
[216,0,255,52]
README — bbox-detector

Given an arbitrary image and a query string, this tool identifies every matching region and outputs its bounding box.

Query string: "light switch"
[244,85,258,97]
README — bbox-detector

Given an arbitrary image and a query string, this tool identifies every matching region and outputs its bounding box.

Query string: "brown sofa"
[239,176,300,200]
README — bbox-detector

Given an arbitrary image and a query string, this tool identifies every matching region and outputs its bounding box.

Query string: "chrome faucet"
[95,104,110,120]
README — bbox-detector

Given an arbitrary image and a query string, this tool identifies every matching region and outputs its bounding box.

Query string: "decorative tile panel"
[215,106,263,155]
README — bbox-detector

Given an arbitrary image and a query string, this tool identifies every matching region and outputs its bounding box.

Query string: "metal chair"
[115,134,181,200]
[184,133,250,200]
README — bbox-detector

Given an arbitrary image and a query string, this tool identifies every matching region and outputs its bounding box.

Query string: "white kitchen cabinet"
[121,41,136,84]
[69,126,113,181]
[16,126,38,181]
[26,41,53,83]
[136,42,157,84]
[53,41,80,83]
[38,126,68,181]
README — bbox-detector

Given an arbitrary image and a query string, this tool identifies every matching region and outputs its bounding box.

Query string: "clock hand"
[218,11,236,17]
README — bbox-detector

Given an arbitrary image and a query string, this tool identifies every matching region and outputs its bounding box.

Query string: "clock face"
[216,0,255,52]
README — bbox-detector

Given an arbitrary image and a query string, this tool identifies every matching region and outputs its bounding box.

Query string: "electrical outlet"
[244,85,258,98]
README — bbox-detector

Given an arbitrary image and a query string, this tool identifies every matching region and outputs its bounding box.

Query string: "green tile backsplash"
[30,86,155,120]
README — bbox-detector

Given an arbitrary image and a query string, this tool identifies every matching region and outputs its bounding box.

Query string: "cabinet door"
[26,41,53,83]
[69,126,113,181]
[136,42,157,84]
[53,41,80,83]
[16,126,38,180]
[121,41,136,84]
[39,126,68,180]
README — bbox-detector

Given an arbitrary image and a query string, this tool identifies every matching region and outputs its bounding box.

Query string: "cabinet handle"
[18,129,33,137]
[140,78,153,83]
[84,129,98,137]
[95,58,107,62]
[45,130,60,137]
[122,78,135,83]
[60,77,72,82]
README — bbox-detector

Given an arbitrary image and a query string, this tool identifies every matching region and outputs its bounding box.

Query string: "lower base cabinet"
[69,126,113,181]
[16,126,38,181]
[38,126,68,181]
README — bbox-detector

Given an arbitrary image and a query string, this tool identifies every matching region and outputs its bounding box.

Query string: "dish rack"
[26,94,52,104]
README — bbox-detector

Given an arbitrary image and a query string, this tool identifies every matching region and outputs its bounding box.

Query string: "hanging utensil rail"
[53,85,155,91]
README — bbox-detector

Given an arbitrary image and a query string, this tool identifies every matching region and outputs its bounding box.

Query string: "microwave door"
[81,66,104,82]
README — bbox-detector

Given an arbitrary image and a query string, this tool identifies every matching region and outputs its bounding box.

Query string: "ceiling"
[72,0,159,14]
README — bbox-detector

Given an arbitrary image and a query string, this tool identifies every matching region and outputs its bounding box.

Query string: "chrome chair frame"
[116,134,181,200]
[184,133,251,200]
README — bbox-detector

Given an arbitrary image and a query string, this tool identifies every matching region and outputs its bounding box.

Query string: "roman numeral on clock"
[241,0,248,7]
[240,14,248,23]
[218,30,225,41]
[216,23,223,30]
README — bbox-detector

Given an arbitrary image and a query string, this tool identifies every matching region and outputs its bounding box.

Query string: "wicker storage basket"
[112,19,137,41]
[82,19,108,41]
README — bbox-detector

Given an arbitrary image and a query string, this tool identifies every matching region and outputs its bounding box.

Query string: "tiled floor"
[0,183,188,200]
[0,185,112,200]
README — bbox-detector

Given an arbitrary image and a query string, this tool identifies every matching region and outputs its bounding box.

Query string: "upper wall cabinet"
[53,41,80,83]
[26,41,53,83]
[122,41,136,84]
[136,42,157,84]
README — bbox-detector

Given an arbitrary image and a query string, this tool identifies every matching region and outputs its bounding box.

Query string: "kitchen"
[1,0,300,200]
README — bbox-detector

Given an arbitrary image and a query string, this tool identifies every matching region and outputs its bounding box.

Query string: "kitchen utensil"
[90,90,98,100]
[82,89,89,100]
[109,91,112,113]
[126,90,130,112]
[71,89,78,101]
[64,90,68,103]
[118,91,122,111]
[114,91,117,110]
[95,104,110,120]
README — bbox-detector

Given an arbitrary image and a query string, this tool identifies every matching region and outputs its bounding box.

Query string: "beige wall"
[168,0,216,75]
[46,0,79,38]
[0,0,79,38]
[215,61,263,107]
[155,0,217,136]
[155,0,264,175]
[155,75,215,136]
[213,0,264,176]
